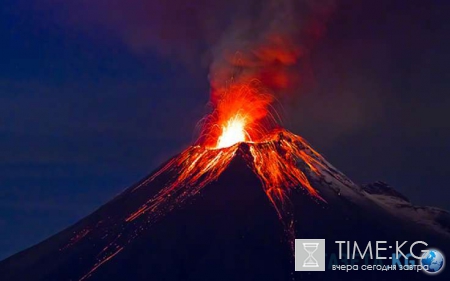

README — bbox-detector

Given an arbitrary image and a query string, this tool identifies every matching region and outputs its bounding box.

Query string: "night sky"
[1,0,449,260]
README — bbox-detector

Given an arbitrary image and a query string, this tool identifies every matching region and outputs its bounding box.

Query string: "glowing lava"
[199,79,275,149]
[216,114,249,148]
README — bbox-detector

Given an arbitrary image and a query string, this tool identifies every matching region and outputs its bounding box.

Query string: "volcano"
[0,128,449,281]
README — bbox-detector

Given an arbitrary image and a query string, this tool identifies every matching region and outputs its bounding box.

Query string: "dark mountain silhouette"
[0,135,449,281]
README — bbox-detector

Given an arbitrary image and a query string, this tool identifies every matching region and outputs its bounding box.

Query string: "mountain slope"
[0,134,449,281]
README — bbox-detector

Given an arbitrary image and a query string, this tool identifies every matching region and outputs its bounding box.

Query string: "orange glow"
[216,114,248,148]
[125,127,328,252]
[127,128,328,223]
[126,144,238,222]
[200,79,275,148]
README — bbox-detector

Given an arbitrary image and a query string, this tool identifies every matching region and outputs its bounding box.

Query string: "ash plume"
[43,0,336,91]
[40,0,337,142]
[209,0,336,93]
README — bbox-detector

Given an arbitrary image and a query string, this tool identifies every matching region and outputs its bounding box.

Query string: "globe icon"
[420,249,445,274]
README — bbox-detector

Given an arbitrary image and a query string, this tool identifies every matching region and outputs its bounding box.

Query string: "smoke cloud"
[208,0,336,92]
[42,0,336,91]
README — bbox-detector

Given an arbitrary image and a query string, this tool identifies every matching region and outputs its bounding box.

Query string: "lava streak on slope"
[126,128,327,250]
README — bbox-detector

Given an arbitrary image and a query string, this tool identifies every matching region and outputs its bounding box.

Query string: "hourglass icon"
[303,243,319,267]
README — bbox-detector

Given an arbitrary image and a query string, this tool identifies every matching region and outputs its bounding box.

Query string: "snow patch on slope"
[362,182,450,236]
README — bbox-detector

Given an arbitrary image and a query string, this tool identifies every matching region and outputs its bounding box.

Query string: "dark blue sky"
[1,0,449,260]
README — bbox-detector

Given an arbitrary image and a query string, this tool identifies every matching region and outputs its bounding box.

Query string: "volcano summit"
[0,126,449,281]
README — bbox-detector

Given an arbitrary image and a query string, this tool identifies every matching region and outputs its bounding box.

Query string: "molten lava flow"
[126,144,239,222]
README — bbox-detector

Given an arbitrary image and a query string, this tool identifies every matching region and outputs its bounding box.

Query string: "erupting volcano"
[2,3,450,280]
[2,0,450,280]
[64,75,336,280]
[2,74,449,281]
[125,78,327,253]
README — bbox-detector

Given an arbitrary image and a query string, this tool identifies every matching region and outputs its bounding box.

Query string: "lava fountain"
[216,114,247,148]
